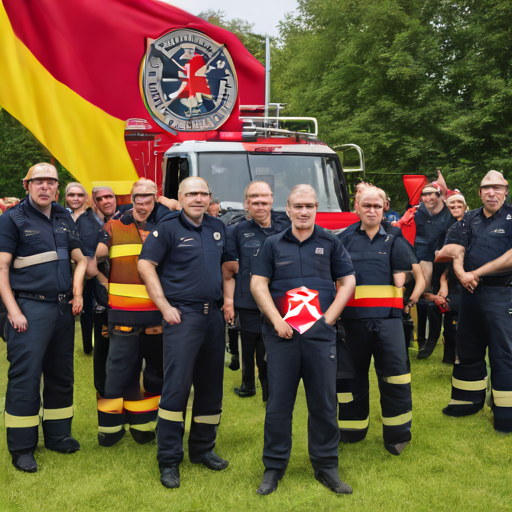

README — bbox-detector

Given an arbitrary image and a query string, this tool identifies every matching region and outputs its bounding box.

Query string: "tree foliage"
[272,0,512,210]
[0,108,74,201]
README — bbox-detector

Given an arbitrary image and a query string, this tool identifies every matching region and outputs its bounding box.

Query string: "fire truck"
[122,30,364,230]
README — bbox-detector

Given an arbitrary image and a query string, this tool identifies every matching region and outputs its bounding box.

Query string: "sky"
[163,0,298,37]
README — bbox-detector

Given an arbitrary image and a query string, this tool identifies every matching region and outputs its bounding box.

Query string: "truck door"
[163,157,190,200]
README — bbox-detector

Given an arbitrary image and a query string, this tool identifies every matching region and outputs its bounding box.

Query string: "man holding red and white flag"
[251,184,356,496]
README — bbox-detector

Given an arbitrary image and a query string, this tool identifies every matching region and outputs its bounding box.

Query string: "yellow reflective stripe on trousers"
[449,399,474,406]
[109,244,142,259]
[5,412,40,428]
[338,417,369,430]
[159,408,184,422]
[42,406,73,420]
[108,283,150,300]
[493,389,512,407]
[124,396,160,413]
[382,411,412,426]
[130,421,157,432]
[354,285,403,299]
[337,393,354,403]
[382,373,411,385]
[98,397,124,414]
[194,414,221,425]
[98,425,124,434]
[452,376,487,392]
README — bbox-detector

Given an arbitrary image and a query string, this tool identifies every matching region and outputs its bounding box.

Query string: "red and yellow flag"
[0,0,265,190]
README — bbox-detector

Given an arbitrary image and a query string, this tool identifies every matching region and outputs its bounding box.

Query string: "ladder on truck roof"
[241,116,318,140]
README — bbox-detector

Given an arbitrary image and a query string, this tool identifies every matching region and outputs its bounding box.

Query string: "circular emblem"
[213,232,221,240]
[141,29,238,133]
[153,230,159,237]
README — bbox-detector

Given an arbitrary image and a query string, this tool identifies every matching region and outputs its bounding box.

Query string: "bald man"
[138,177,232,489]
[438,170,512,433]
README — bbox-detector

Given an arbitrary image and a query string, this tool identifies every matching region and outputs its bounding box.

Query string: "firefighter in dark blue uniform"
[338,186,416,456]
[251,184,356,496]
[437,171,512,432]
[138,177,231,489]
[223,181,290,401]
[0,163,87,473]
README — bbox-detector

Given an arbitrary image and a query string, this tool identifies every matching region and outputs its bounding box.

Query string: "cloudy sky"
[163,0,298,37]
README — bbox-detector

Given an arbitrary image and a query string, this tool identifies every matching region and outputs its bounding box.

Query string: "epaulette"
[9,202,27,228]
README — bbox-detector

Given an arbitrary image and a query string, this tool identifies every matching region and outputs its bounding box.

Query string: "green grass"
[1,324,512,512]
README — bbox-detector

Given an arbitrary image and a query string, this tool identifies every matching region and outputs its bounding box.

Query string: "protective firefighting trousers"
[338,317,412,446]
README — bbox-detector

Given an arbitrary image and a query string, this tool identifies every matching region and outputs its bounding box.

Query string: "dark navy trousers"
[157,305,225,466]
[452,286,512,432]
[262,317,339,473]
[5,298,74,453]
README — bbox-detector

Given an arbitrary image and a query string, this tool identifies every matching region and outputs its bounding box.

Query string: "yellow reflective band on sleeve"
[42,406,73,421]
[337,393,354,403]
[109,244,142,259]
[194,414,221,425]
[492,389,512,408]
[130,421,157,432]
[5,412,40,428]
[13,251,58,269]
[109,283,150,300]
[382,373,411,385]
[338,417,369,430]
[382,411,412,426]
[98,425,125,434]
[158,408,184,422]
[354,285,403,299]
[452,376,487,392]
[124,396,160,413]
[98,397,124,414]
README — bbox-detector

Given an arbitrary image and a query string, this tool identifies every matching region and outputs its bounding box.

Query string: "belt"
[169,299,222,315]
[13,290,72,303]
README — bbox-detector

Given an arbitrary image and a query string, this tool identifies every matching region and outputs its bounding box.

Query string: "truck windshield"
[198,153,343,212]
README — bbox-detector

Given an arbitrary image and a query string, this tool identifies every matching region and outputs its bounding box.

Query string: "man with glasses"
[0,163,87,472]
[338,187,416,455]
[437,171,512,432]
[251,184,356,496]
[93,179,169,447]
[223,181,290,401]
[138,177,231,489]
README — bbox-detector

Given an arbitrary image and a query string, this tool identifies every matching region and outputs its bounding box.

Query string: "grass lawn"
[1,322,511,512]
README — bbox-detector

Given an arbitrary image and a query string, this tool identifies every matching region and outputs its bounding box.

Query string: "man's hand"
[163,305,181,325]
[8,312,28,332]
[458,271,479,292]
[274,318,293,339]
[222,300,235,325]
[71,295,83,316]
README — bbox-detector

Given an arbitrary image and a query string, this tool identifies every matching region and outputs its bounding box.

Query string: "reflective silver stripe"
[338,417,369,430]
[5,411,40,428]
[13,251,58,269]
[158,408,184,422]
[194,414,221,425]
[130,421,157,432]
[337,392,354,403]
[452,376,487,391]
[98,425,124,434]
[493,389,512,407]
[382,411,412,426]
[382,373,411,385]
[42,406,73,421]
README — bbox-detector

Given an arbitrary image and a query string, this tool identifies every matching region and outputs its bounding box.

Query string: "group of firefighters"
[1,163,511,496]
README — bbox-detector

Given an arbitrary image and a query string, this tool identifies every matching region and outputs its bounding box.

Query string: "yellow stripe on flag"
[109,283,150,300]
[0,3,138,191]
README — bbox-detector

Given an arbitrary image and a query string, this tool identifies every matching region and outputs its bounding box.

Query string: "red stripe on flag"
[4,0,265,121]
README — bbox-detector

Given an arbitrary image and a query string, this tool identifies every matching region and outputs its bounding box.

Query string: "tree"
[0,108,74,201]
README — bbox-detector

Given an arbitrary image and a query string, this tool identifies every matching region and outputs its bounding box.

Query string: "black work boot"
[257,469,282,495]
[228,354,240,371]
[160,464,180,488]
[384,441,409,456]
[315,467,353,494]
[43,419,80,453]
[195,450,229,471]
[130,427,155,444]
[442,402,483,417]
[11,451,38,473]
[234,386,256,397]
[98,428,126,447]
